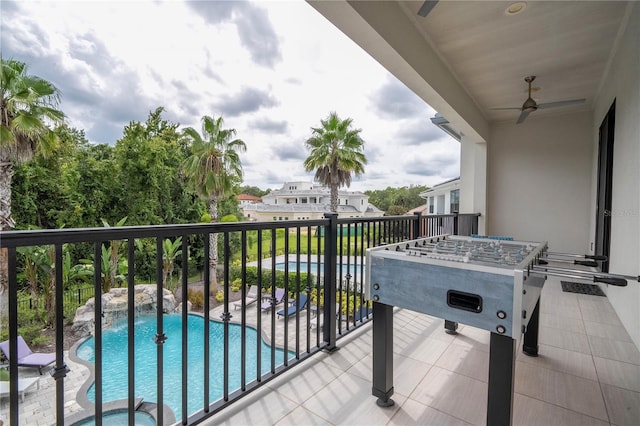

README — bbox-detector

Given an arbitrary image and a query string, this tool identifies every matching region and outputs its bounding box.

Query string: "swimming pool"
[72,410,155,426]
[76,314,292,419]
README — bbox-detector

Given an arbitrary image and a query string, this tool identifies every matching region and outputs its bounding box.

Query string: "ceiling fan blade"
[489,107,522,110]
[537,98,586,109]
[516,110,530,124]
[417,0,438,17]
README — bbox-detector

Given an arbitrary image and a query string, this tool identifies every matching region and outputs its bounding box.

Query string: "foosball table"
[365,234,631,425]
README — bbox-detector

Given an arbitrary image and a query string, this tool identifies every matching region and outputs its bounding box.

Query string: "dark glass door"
[595,101,615,273]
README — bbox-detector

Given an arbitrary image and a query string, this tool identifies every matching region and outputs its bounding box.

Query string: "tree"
[303,112,366,212]
[0,58,65,305]
[182,115,246,293]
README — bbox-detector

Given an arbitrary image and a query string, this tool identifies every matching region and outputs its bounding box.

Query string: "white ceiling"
[397,1,629,124]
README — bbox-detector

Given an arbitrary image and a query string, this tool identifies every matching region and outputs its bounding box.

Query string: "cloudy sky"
[1,0,460,192]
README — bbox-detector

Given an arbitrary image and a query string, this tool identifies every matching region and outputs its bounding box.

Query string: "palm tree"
[1,58,65,307]
[304,112,366,212]
[182,115,246,294]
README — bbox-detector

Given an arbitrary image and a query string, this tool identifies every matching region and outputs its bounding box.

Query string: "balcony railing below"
[0,213,479,425]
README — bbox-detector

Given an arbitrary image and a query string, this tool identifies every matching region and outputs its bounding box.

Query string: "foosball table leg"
[522,298,540,357]
[488,332,516,426]
[372,301,395,407]
[444,319,459,335]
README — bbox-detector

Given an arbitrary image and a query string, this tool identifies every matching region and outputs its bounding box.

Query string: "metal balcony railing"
[0,213,479,425]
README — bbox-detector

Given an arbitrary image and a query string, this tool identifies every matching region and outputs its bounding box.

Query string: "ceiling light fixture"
[505,2,527,15]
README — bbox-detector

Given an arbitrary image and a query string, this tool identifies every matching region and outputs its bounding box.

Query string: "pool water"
[73,410,155,426]
[76,314,292,420]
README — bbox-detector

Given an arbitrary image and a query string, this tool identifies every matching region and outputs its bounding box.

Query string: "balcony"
[2,213,638,425]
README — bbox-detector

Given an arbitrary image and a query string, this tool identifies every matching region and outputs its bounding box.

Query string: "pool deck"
[3,276,639,425]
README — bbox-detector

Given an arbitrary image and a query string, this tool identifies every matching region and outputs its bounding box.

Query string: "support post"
[523,298,540,356]
[322,213,338,352]
[412,212,422,239]
[487,332,515,426]
[372,301,394,407]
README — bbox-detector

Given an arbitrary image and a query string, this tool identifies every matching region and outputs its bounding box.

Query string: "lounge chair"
[233,286,259,310]
[0,376,40,402]
[309,303,340,329]
[260,288,286,311]
[0,336,56,375]
[277,293,309,318]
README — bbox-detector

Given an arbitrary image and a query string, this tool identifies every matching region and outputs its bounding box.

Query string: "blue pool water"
[275,261,364,276]
[74,410,155,426]
[76,314,292,420]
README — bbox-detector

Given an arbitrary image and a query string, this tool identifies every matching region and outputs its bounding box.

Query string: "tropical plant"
[182,115,246,294]
[162,237,183,292]
[80,245,127,293]
[16,245,48,317]
[101,217,127,290]
[303,112,367,212]
[0,58,65,308]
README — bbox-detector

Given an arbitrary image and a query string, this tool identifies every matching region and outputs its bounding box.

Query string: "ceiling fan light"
[506,2,527,15]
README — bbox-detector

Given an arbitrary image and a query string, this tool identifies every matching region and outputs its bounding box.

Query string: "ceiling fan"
[491,76,586,124]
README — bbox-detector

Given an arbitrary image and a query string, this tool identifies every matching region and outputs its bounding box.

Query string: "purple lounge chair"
[261,288,286,310]
[0,336,56,375]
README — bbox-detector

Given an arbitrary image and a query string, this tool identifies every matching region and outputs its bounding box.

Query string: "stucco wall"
[487,111,593,253]
[591,3,640,348]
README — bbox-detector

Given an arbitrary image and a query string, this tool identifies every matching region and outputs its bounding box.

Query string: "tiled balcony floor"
[203,277,640,426]
[2,276,639,425]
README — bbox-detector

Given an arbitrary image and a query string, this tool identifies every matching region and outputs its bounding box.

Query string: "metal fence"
[1,213,479,425]
[17,286,94,314]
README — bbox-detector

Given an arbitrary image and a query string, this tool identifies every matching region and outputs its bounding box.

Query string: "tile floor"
[203,277,640,426]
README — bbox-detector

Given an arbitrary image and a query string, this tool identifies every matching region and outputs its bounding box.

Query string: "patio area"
[203,276,639,426]
[2,274,639,425]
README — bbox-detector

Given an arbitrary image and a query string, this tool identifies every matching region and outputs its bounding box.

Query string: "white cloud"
[0,0,460,191]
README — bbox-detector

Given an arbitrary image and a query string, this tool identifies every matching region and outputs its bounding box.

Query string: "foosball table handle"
[575,260,599,267]
[585,254,608,261]
[594,276,627,287]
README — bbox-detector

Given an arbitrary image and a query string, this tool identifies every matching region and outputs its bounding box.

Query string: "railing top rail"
[0,213,482,248]
[0,218,330,248]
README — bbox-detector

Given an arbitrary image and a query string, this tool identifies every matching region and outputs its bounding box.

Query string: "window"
[429,196,434,214]
[450,190,460,213]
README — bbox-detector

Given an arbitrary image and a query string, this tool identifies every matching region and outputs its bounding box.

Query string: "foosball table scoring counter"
[364,234,631,426]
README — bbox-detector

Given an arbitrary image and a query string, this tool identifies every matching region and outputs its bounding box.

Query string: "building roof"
[405,205,427,215]
[237,194,262,202]
[419,177,460,198]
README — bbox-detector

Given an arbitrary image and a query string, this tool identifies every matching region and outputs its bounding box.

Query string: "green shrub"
[230,278,243,292]
[215,290,225,302]
[229,266,315,292]
[187,288,204,310]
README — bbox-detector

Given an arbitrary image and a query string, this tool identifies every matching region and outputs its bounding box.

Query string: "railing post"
[322,213,338,352]
[412,212,422,239]
[453,213,459,236]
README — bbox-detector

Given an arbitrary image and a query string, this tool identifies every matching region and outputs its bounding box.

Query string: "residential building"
[236,193,262,208]
[419,177,460,215]
[241,181,383,221]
